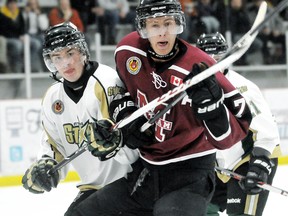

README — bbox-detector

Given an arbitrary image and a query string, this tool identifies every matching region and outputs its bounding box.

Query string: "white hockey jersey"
[39,62,138,190]
[216,69,280,169]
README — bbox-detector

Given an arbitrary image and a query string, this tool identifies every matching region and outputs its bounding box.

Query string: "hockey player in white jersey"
[196,32,281,216]
[21,22,138,215]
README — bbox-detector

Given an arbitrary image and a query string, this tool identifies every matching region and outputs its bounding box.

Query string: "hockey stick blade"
[248,0,288,37]
[215,166,288,197]
[224,0,288,58]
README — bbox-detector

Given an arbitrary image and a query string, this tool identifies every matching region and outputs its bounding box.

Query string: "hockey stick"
[140,0,288,132]
[215,166,288,197]
[48,143,89,174]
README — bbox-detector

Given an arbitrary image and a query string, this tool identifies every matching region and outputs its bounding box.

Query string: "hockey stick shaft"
[215,166,288,197]
[140,91,186,131]
[224,0,288,57]
[48,143,88,174]
[246,0,288,36]
[140,0,288,132]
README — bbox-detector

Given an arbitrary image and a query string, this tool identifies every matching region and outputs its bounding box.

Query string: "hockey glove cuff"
[22,157,60,194]
[109,95,138,122]
[87,119,123,161]
[108,94,154,149]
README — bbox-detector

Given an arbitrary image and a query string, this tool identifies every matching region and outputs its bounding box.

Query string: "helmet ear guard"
[43,22,90,72]
[43,57,57,72]
[135,0,186,38]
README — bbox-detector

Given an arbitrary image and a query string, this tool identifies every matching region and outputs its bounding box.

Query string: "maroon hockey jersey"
[114,31,251,165]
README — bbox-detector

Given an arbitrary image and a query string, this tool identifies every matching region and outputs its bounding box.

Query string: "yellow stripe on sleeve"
[94,81,110,119]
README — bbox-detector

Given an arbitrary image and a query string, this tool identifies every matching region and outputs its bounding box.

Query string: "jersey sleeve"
[39,93,63,160]
[232,72,280,154]
[38,95,69,180]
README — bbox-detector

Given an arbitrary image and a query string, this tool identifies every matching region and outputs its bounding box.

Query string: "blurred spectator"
[70,0,97,31]
[92,0,134,44]
[229,0,263,65]
[212,0,229,34]
[195,0,220,33]
[179,0,195,42]
[49,0,84,32]
[181,0,220,43]
[22,0,49,72]
[0,0,25,73]
[118,0,136,26]
[0,36,8,73]
[246,0,286,64]
[229,0,251,41]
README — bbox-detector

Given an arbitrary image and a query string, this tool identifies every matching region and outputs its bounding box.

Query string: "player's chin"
[63,75,78,82]
[63,72,80,82]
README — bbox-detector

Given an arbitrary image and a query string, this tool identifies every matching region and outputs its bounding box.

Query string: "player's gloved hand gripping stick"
[215,166,288,197]
[87,116,154,161]
[238,154,273,194]
[184,62,224,120]
[22,157,60,194]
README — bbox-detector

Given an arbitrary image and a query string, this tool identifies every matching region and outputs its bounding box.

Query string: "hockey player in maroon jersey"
[71,0,252,215]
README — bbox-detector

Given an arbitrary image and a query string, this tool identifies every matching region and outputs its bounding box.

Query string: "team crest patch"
[52,100,64,114]
[126,57,141,75]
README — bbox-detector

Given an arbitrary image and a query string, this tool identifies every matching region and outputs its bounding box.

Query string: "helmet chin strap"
[148,39,179,61]
[50,72,62,83]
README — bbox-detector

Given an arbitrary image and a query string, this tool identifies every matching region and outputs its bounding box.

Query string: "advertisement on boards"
[0,99,42,175]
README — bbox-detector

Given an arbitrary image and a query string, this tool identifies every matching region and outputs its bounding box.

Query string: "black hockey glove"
[109,95,138,123]
[185,62,224,120]
[109,95,154,149]
[22,157,60,194]
[121,116,154,149]
[239,155,273,195]
[87,119,123,161]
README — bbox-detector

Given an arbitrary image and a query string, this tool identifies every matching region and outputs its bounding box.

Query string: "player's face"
[50,47,85,82]
[146,16,178,56]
